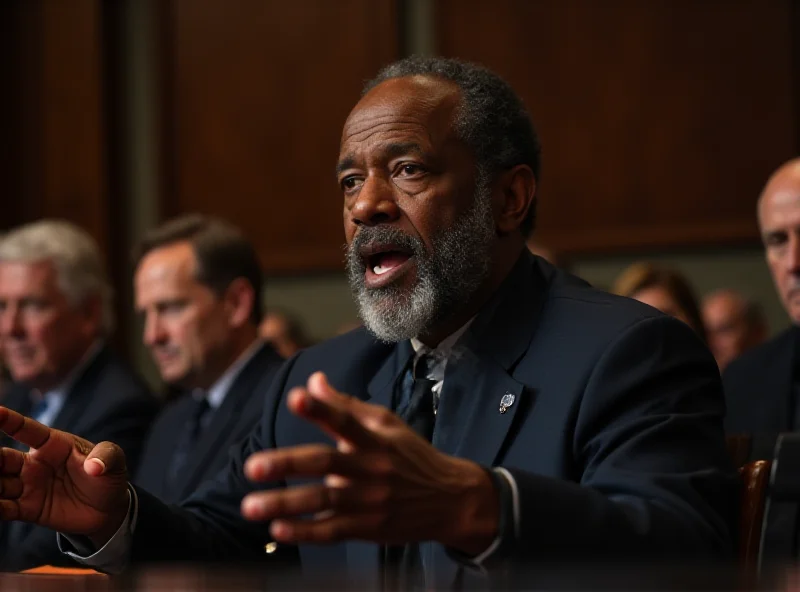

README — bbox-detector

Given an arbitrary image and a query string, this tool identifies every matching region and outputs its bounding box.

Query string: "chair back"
[738,460,771,570]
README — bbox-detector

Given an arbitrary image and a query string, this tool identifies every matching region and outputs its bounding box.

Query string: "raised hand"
[240,372,499,556]
[0,407,130,545]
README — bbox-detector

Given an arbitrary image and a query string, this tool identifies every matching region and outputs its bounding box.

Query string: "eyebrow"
[335,142,429,177]
[335,156,356,177]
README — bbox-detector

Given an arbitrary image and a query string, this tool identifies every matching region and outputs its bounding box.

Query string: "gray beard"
[345,184,495,343]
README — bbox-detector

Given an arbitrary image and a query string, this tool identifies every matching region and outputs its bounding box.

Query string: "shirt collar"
[194,339,264,410]
[410,318,474,360]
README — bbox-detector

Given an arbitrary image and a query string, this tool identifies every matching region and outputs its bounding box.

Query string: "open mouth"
[360,243,415,288]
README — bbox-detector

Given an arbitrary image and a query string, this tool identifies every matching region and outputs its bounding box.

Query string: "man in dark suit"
[0,57,736,588]
[724,158,800,440]
[132,215,283,504]
[722,158,800,563]
[0,220,159,571]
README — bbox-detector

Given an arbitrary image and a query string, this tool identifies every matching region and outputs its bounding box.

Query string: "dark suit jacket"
[130,253,738,589]
[724,327,794,437]
[0,346,159,571]
[134,343,283,504]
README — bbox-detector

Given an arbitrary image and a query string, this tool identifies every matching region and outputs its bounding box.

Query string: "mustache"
[150,345,180,356]
[346,226,425,269]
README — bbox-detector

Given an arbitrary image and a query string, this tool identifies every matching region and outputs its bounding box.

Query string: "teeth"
[373,264,391,275]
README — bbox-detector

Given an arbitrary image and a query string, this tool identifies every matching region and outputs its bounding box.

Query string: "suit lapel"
[177,344,275,499]
[50,347,110,433]
[365,339,413,409]
[436,252,545,465]
[428,252,548,589]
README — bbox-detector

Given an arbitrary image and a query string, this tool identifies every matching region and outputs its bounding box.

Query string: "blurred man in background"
[133,214,284,505]
[702,289,767,372]
[0,220,158,571]
[725,158,800,434]
[259,308,310,359]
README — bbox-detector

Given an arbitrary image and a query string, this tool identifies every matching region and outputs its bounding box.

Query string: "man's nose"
[142,314,167,346]
[787,233,800,273]
[0,305,24,338]
[349,176,400,227]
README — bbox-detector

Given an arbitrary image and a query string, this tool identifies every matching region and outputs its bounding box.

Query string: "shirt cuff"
[446,467,520,572]
[57,485,137,574]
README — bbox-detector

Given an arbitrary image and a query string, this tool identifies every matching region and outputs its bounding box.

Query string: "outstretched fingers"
[0,407,51,450]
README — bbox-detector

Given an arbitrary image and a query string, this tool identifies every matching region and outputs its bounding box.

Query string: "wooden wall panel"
[1,0,110,251]
[0,0,130,353]
[160,0,399,272]
[436,0,798,254]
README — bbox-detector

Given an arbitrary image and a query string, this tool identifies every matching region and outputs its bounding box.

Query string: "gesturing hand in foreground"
[0,407,130,546]
[241,372,499,556]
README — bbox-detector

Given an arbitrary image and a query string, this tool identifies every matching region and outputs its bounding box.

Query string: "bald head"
[758,158,800,224]
[702,289,766,371]
[759,158,800,324]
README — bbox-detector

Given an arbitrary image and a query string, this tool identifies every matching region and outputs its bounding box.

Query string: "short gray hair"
[0,220,114,335]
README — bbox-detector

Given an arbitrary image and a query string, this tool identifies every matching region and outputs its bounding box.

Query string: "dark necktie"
[386,354,437,591]
[403,355,437,439]
[166,396,212,496]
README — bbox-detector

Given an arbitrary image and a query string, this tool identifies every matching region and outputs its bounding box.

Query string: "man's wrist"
[87,493,131,549]
[441,460,499,555]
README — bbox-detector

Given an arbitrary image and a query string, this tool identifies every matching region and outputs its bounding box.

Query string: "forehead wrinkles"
[341,87,460,153]
[760,189,800,228]
[342,115,433,147]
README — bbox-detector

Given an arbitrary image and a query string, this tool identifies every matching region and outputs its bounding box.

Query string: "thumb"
[84,441,127,477]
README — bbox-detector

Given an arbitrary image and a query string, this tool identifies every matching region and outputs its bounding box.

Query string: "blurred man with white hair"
[0,219,159,571]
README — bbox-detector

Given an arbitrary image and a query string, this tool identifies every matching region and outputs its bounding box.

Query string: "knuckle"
[306,446,336,474]
[370,455,395,479]
[374,408,395,429]
[272,494,288,514]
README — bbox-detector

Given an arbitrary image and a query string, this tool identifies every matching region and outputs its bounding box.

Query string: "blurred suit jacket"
[0,346,159,571]
[134,343,283,504]
[724,327,794,438]
[129,253,738,589]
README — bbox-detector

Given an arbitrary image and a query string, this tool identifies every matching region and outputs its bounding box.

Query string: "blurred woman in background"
[612,262,707,341]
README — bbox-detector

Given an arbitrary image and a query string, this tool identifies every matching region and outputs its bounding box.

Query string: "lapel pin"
[499,392,515,414]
